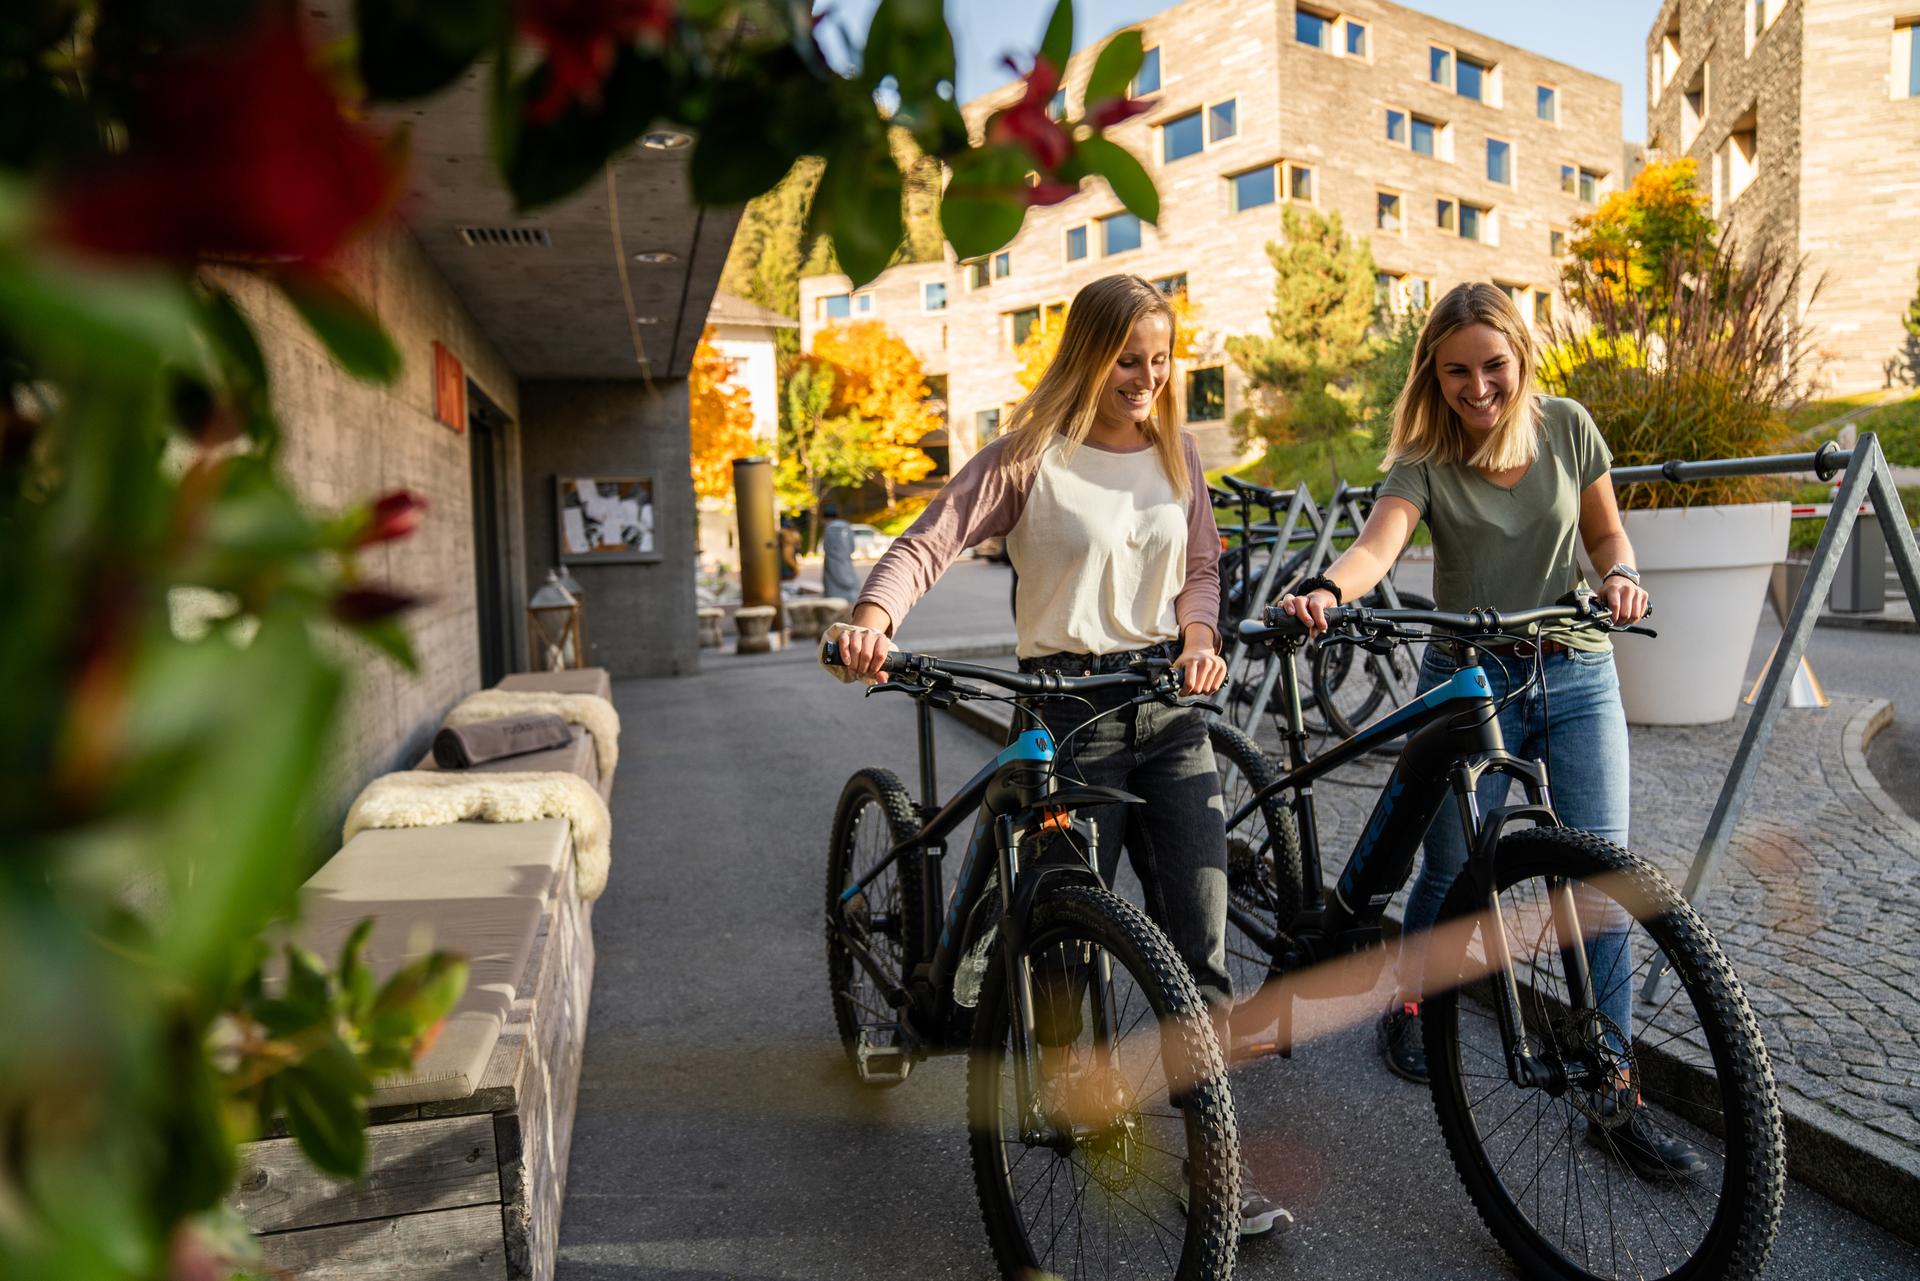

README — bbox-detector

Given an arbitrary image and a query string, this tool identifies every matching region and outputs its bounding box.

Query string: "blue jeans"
[1398,645,1635,1043]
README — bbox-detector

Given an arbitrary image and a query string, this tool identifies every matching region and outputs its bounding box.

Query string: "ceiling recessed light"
[640,130,692,151]
[632,250,678,264]
[634,316,660,325]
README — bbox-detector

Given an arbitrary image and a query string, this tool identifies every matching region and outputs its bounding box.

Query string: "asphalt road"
[553,624,1920,1280]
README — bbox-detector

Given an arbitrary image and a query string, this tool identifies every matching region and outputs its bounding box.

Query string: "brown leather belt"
[1477,638,1568,659]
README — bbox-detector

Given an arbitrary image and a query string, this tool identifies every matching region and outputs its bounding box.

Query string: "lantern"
[527,571,582,670]
[555,564,587,660]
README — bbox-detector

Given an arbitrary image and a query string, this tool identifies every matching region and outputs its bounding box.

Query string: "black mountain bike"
[822,644,1242,1281]
[1222,601,1786,1281]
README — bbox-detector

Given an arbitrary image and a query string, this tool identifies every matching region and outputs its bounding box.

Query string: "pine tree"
[1226,206,1378,487]
[1899,265,1920,387]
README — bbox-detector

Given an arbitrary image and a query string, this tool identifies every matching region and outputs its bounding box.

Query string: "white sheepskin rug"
[343,770,613,901]
[444,690,620,778]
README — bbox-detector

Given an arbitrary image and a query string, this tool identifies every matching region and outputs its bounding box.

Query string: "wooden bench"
[233,668,614,1279]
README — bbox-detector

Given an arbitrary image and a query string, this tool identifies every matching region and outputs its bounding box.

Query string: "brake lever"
[1617,624,1658,638]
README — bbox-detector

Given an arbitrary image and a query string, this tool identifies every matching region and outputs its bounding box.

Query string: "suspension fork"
[995,815,1043,1130]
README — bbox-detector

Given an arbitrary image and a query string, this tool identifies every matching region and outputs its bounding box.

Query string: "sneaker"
[1586,1093,1708,1179]
[1178,1157,1296,1237]
[1378,1002,1429,1084]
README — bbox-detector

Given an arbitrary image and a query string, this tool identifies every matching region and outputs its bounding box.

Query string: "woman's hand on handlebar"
[1275,588,1339,638]
[1173,624,1226,695]
[1600,573,1650,627]
[822,603,896,684]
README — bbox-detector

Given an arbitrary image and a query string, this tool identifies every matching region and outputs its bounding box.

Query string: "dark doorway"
[468,381,515,685]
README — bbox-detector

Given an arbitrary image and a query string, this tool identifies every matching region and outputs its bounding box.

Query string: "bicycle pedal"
[854,1025,915,1084]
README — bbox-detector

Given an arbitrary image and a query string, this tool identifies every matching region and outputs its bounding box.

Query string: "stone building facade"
[1647,0,1920,393]
[802,0,1622,472]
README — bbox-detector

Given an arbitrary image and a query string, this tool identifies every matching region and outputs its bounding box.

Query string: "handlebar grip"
[820,640,907,674]
[822,640,842,666]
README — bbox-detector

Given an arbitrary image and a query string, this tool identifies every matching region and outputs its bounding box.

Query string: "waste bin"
[1829,511,1887,613]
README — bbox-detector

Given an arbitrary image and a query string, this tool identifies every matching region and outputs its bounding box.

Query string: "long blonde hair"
[1384,282,1542,472]
[1001,274,1188,498]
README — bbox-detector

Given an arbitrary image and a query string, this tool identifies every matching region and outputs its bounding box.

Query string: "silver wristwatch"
[1603,562,1641,586]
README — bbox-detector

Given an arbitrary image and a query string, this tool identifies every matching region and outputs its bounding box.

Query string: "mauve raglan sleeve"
[855,435,1029,633]
[1174,433,1223,648]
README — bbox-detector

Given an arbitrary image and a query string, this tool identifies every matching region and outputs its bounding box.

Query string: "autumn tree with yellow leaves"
[1564,156,1716,315]
[688,326,762,501]
[809,320,942,507]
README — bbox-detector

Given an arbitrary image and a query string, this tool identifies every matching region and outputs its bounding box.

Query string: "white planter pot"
[1603,503,1791,725]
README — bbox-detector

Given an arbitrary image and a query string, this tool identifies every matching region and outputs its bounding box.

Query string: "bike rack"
[1618,433,1920,1003]
[1221,482,1317,696]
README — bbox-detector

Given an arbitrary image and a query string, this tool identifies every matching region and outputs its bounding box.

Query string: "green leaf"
[940,146,1029,260]
[276,271,401,384]
[364,952,467,1057]
[350,617,420,673]
[1083,28,1142,107]
[814,141,904,288]
[1038,0,1074,76]
[355,0,507,101]
[688,79,800,205]
[285,945,333,1022]
[860,0,957,103]
[1075,136,1158,224]
[502,46,673,211]
[279,1047,370,1177]
[339,919,376,1023]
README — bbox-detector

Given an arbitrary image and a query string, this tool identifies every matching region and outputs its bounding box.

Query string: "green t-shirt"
[1378,396,1614,652]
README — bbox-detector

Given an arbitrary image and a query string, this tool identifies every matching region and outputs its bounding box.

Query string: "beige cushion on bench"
[296,817,573,1106]
[496,667,612,702]
[414,724,605,800]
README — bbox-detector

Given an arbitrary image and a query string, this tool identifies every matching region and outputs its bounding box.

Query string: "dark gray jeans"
[1026,690,1235,1038]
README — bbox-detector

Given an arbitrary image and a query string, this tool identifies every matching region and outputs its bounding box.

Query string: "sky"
[814,1,1668,143]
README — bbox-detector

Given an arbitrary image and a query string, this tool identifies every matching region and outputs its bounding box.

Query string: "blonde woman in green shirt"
[1276,282,1702,1178]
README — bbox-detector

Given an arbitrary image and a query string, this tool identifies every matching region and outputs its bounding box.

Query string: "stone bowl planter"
[1604,502,1792,725]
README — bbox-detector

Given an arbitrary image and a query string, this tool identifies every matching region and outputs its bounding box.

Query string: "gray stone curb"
[935,693,1920,1245]
[1817,610,1918,635]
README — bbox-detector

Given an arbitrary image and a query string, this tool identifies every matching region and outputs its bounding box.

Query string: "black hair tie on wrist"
[1295,573,1342,604]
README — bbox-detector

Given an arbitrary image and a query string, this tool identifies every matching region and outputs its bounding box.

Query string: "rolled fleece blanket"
[432,713,574,769]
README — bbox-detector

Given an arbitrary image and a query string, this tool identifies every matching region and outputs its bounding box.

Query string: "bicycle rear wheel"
[1422,827,1784,1281]
[825,768,924,1081]
[1309,590,1432,740]
[1207,722,1302,1023]
[968,885,1240,1281]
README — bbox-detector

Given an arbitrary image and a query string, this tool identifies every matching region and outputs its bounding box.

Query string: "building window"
[1430,46,1452,86]
[1386,108,1407,143]
[1496,282,1526,309]
[994,251,1011,279]
[1009,307,1040,349]
[1487,137,1513,186]
[1346,20,1368,57]
[855,293,873,313]
[1549,227,1567,257]
[1896,20,1920,99]
[1436,198,1455,232]
[1045,300,1066,323]
[1748,0,1784,53]
[1288,164,1315,203]
[1151,273,1189,297]
[1560,163,1576,195]
[821,293,850,319]
[923,281,947,312]
[1405,277,1431,310]
[1375,271,1399,311]
[1230,165,1278,212]
[967,260,990,289]
[1209,98,1238,143]
[1101,211,1143,255]
[1659,14,1681,90]
[1533,291,1552,326]
[1537,84,1557,124]
[1410,114,1446,159]
[1376,190,1402,232]
[1187,367,1226,421]
[1296,8,1332,50]
[976,408,1001,443]
[1681,61,1708,149]
[1456,54,1492,102]
[1459,201,1490,242]
[1134,45,1161,95]
[1578,167,1603,203]
[1065,224,1088,261]
[1162,109,1205,162]
[1714,116,1758,213]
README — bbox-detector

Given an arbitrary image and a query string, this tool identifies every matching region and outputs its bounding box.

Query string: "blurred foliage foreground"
[0,1,1161,1276]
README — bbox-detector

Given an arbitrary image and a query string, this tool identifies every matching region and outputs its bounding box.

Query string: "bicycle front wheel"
[1422,826,1785,1281]
[968,885,1240,1281]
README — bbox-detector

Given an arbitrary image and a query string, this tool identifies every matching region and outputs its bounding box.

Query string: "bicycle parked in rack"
[1219,599,1786,1281]
[821,642,1242,1281]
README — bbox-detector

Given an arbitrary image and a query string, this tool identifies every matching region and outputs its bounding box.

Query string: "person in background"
[827,273,1291,1237]
[777,517,800,584]
[1274,281,1702,1179]
[819,502,859,604]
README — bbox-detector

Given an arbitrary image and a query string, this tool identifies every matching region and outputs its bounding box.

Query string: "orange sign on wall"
[433,341,466,433]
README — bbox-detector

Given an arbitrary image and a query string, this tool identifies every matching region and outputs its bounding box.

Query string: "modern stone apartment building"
[801,0,1623,471]
[1647,0,1920,393]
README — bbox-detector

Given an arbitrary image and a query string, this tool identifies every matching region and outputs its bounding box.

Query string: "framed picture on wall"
[557,475,659,563]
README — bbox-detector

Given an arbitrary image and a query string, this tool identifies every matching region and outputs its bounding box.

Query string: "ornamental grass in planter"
[1541,232,1822,724]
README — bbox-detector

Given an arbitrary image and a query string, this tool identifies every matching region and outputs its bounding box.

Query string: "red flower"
[988,56,1071,172]
[359,490,429,546]
[1025,178,1078,207]
[1087,95,1155,130]
[56,19,397,264]
[332,587,420,624]
[518,0,677,123]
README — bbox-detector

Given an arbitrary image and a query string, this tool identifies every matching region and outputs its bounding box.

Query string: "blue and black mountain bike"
[822,644,1240,1281]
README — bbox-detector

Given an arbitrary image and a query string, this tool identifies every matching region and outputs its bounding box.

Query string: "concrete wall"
[222,225,523,816]
[519,379,701,678]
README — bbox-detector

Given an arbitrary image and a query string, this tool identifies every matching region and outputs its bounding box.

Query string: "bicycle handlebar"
[1238,599,1652,644]
[822,641,1183,698]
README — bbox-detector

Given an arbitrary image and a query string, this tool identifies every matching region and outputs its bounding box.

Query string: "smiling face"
[1433,322,1518,436]
[1093,312,1173,432]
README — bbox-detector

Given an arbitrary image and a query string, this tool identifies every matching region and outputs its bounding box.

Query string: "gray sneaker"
[1178,1156,1296,1237]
